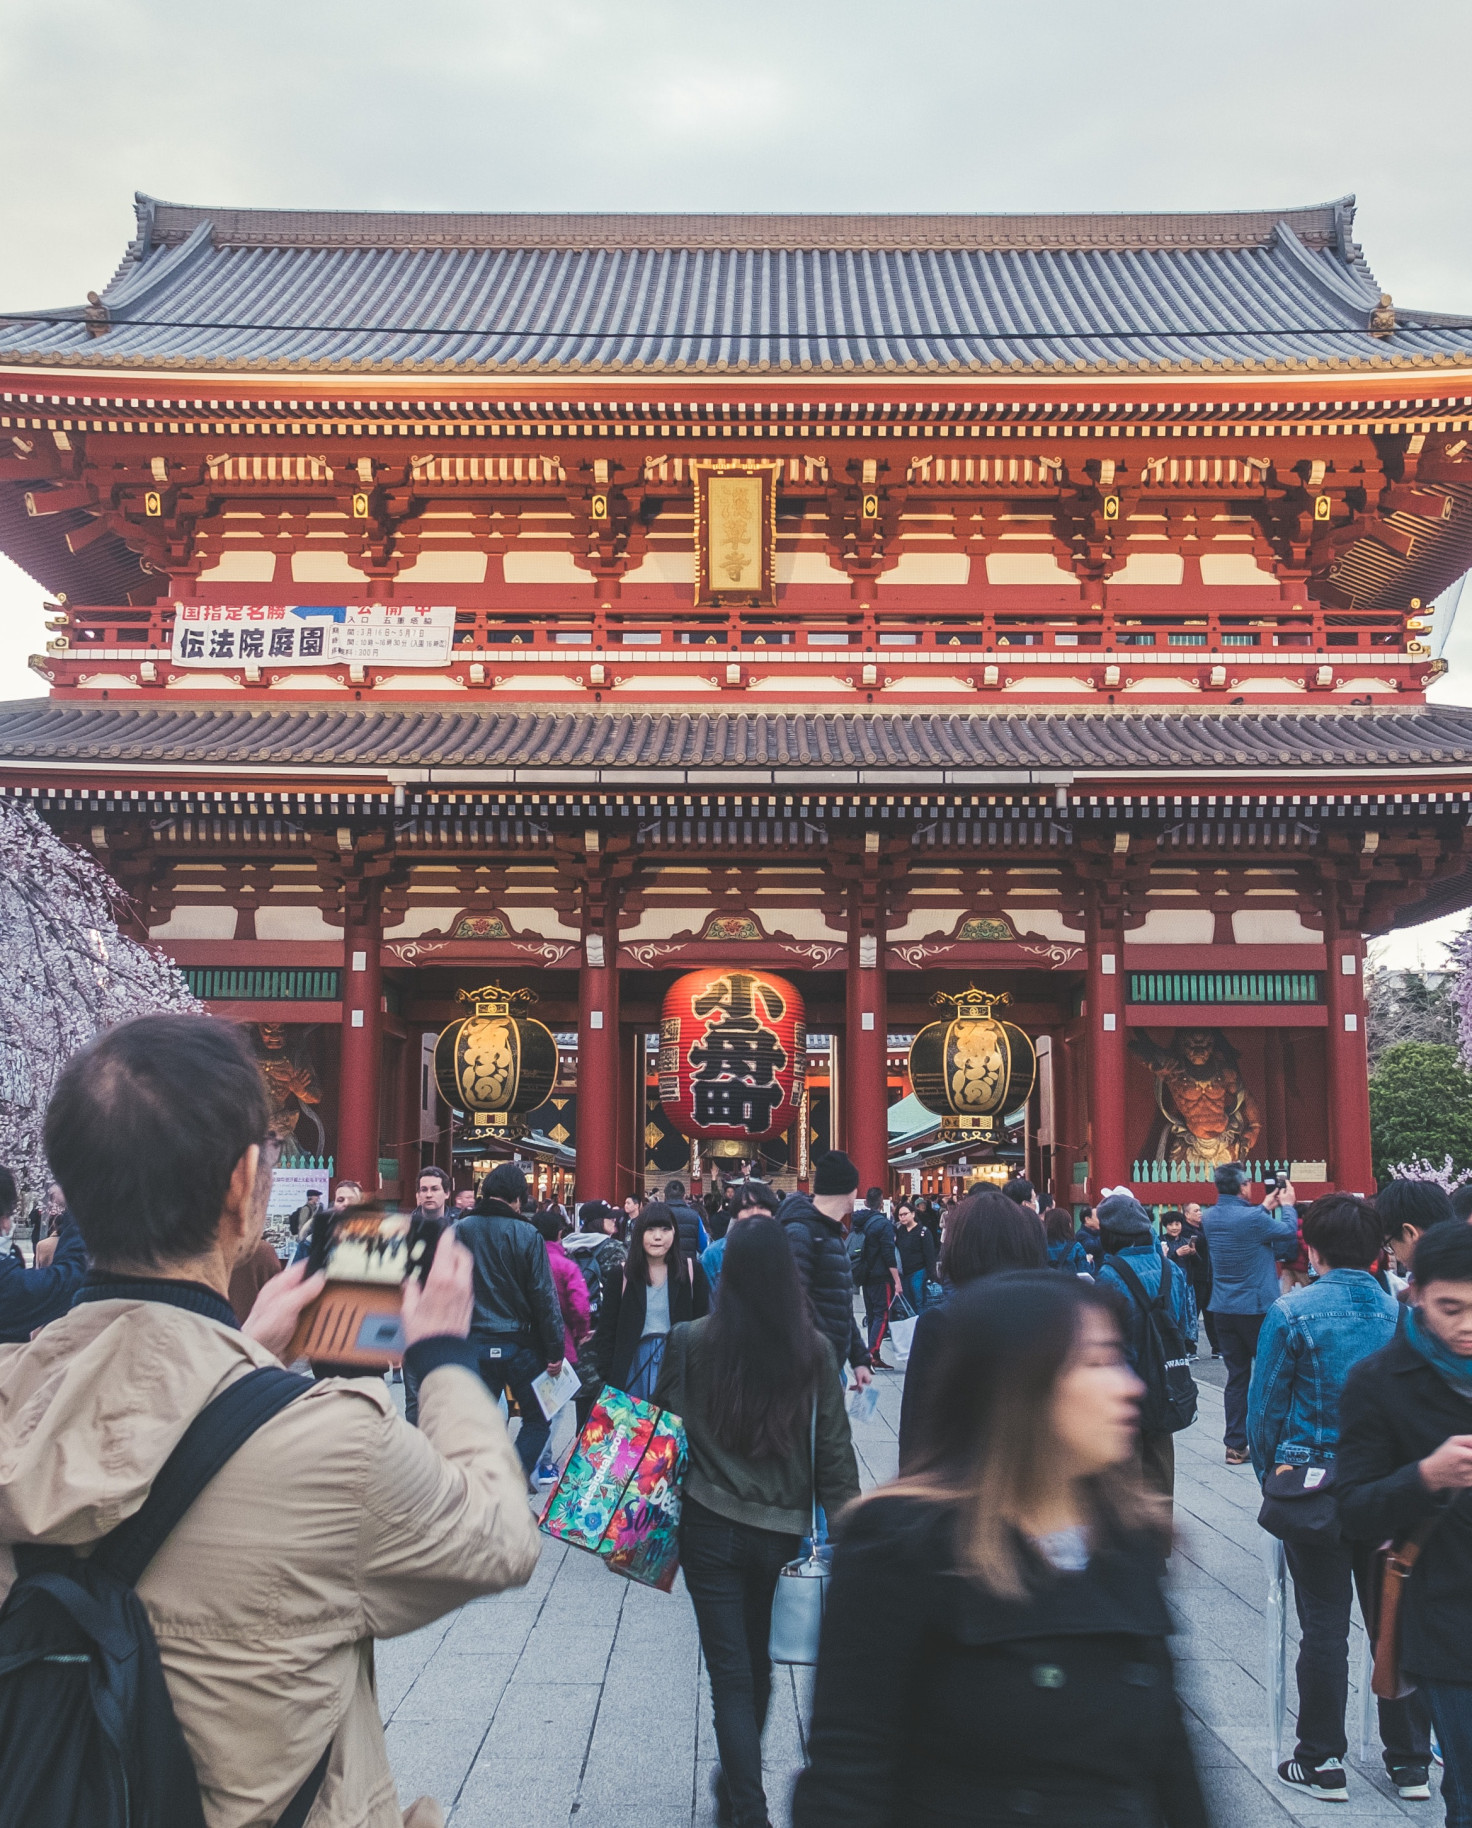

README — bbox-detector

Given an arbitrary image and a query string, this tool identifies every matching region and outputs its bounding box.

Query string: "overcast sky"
[2,0,1470,955]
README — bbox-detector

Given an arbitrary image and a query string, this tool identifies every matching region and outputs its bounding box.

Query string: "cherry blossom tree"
[0,798,198,1196]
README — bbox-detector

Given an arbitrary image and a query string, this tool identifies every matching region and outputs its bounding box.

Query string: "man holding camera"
[0,1014,541,1828]
[1201,1163,1299,1465]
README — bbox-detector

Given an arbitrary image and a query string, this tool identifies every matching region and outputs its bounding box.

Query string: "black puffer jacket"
[777,1192,870,1371]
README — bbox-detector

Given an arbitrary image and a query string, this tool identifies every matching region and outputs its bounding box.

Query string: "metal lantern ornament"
[658,968,806,1159]
[434,983,558,1141]
[908,987,1037,1136]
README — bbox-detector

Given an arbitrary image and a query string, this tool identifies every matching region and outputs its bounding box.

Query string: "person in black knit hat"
[776,1151,874,1392]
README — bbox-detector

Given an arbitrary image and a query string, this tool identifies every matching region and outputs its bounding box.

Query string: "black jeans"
[1212,1311,1264,1450]
[1285,1538,1430,1769]
[862,1281,891,1355]
[680,1497,800,1828]
[475,1336,549,1476]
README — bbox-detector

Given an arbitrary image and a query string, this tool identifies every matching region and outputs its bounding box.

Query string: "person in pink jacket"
[535,1209,591,1363]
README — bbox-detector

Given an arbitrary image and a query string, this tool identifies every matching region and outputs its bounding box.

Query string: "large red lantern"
[658,968,806,1150]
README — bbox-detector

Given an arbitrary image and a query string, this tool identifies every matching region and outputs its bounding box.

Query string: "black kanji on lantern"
[688,972,788,1135]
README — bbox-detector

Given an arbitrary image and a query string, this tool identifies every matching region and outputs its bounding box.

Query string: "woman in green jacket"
[655,1215,859,1828]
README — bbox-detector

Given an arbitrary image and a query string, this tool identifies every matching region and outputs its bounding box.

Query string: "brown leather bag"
[1371,1508,1450,1701]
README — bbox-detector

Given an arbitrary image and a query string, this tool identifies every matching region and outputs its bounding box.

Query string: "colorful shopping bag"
[539,1386,687,1591]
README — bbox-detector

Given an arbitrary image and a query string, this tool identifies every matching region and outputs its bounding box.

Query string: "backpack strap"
[1108,1256,1166,1315]
[93,1365,311,1590]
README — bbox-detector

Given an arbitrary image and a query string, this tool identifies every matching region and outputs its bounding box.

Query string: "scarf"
[1406,1306,1472,1400]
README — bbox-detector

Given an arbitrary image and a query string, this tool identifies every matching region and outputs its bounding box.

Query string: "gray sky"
[1,0,1469,960]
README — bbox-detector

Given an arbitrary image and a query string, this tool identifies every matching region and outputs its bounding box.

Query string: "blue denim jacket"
[1097,1244,1198,1365]
[1245,1267,1400,1479]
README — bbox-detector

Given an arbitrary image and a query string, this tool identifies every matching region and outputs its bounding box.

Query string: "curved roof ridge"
[131,195,1356,256]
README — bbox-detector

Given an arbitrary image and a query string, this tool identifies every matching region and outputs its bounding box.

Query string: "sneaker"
[1225,1447,1250,1465]
[710,1766,735,1826]
[1278,1757,1348,1801]
[1389,1764,1432,1800]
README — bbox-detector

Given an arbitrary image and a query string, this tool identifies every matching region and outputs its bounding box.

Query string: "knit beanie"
[813,1150,860,1197]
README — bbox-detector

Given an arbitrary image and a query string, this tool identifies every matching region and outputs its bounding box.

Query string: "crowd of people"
[5,1014,1472,1824]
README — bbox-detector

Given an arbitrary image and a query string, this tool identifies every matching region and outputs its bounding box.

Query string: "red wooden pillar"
[616,1025,641,1204]
[1324,904,1374,1194]
[338,902,383,1192]
[577,930,620,1202]
[843,912,891,1195]
[1086,910,1128,1197]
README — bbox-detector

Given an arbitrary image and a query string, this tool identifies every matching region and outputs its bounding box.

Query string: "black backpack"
[563,1234,608,1319]
[1107,1257,1199,1435]
[847,1217,873,1287]
[0,1366,328,1828]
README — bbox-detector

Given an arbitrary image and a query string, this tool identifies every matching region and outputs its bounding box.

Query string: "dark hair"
[0,1167,16,1221]
[416,1165,452,1192]
[1001,1177,1036,1206]
[479,1162,529,1209]
[727,1180,780,1217]
[664,1179,686,1201]
[1214,1163,1246,1196]
[45,1014,269,1269]
[532,1208,568,1243]
[704,1216,824,1460]
[626,1201,684,1286]
[865,1186,886,1209]
[939,1190,1048,1285]
[891,1274,1162,1594]
[1159,1209,1184,1230]
[1042,1207,1074,1247]
[1301,1194,1382,1270]
[1412,1219,1472,1289]
[1453,1185,1472,1223]
[1377,1178,1455,1242]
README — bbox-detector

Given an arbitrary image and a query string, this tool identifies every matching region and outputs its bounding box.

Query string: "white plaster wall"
[985,552,1073,584]
[1127,909,1217,943]
[1232,910,1320,944]
[1200,553,1275,585]
[198,550,276,581]
[149,905,238,940]
[255,905,340,941]
[879,552,970,585]
[395,551,488,583]
[503,549,586,583]
[1002,908,1084,940]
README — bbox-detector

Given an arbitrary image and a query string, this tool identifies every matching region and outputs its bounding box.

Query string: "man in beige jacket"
[0,1013,542,1828]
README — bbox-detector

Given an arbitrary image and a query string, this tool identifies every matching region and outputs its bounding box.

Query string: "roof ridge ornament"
[1369,293,1397,339]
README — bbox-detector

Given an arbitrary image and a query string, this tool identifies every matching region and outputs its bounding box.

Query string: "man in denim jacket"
[1201,1162,1299,1464]
[1247,1194,1432,1804]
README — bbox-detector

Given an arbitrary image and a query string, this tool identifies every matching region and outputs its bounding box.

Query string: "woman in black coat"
[896,1190,1047,1473]
[593,1200,709,1398]
[794,1274,1205,1828]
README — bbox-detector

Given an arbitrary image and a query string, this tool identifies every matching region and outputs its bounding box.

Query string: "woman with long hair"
[655,1217,859,1828]
[794,1274,1204,1828]
[593,1200,709,1400]
[898,1188,1047,1472]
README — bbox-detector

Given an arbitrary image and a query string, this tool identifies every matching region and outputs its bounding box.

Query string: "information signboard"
[171,604,455,669]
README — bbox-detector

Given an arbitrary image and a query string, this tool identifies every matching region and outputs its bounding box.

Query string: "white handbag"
[768,1408,830,1665]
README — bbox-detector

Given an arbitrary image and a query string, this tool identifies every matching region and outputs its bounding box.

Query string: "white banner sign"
[172,603,455,669]
[267,1166,332,1223]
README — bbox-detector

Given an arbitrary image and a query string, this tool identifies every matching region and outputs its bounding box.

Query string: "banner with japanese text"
[171,603,456,668]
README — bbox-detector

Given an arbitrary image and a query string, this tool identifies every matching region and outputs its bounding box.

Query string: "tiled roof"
[4,192,1469,377]
[3,702,1472,779]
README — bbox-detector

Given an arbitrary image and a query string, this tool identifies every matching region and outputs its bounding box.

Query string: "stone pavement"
[380,1355,1445,1827]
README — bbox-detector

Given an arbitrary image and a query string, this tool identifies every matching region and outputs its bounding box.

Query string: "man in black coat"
[455,1162,566,1480]
[1338,1220,1472,1817]
[777,1150,873,1391]
[852,1185,901,1368]
[662,1179,708,1262]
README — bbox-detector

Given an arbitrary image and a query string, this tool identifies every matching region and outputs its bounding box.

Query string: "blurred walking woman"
[656,1217,859,1828]
[794,1275,1205,1828]
[593,1200,709,1400]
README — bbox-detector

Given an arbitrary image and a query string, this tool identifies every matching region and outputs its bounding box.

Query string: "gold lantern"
[434,984,558,1142]
[908,988,1037,1138]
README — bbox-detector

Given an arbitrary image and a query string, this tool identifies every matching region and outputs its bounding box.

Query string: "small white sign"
[171,603,455,669]
[267,1166,331,1223]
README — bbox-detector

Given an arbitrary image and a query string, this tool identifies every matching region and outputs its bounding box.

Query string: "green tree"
[1369,1042,1472,1184]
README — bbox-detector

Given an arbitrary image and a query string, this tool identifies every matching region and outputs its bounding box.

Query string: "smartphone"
[287,1207,414,1368]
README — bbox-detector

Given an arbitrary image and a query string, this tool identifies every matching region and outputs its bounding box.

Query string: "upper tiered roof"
[4,193,1470,378]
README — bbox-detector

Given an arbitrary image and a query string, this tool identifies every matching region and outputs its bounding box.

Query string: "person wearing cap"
[1096,1192,1197,1506]
[777,1151,874,1391]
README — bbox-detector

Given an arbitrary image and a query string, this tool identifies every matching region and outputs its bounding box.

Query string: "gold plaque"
[692,461,779,606]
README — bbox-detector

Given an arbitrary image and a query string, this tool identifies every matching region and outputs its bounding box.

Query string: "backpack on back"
[847,1217,872,1287]
[0,1365,324,1828]
[1107,1256,1199,1435]
[563,1233,607,1319]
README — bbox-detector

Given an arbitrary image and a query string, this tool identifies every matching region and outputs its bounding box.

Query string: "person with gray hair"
[1200,1163,1298,1465]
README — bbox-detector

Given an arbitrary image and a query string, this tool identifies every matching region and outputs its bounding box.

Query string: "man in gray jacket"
[456,1162,566,1481]
[1201,1163,1298,1464]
